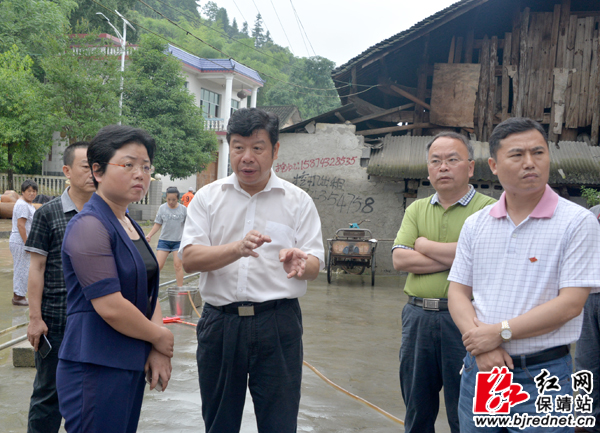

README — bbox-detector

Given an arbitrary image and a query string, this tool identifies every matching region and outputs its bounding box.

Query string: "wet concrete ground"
[0,231,453,432]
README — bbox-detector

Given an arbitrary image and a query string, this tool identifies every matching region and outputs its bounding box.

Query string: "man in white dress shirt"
[448,117,600,432]
[180,108,324,433]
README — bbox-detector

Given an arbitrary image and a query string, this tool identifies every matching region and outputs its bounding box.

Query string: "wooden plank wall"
[443,2,600,144]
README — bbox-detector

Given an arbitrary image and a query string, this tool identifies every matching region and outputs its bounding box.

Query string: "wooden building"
[328,0,600,145]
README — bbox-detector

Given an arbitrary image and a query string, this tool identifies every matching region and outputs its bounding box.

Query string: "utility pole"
[96,10,135,125]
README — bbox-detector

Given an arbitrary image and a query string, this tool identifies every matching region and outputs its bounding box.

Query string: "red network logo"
[474,366,530,414]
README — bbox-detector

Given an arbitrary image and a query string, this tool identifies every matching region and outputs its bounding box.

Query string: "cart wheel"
[326,252,332,284]
[341,265,366,275]
[371,254,376,286]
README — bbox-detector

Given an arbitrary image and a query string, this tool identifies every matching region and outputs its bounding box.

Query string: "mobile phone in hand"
[145,369,163,392]
[38,334,52,359]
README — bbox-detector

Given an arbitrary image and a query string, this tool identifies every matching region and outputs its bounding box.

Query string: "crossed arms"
[392,237,457,274]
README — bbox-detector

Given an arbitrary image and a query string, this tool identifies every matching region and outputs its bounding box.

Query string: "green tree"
[215,7,229,34]
[0,46,54,189]
[266,56,340,118]
[230,18,239,38]
[41,35,122,142]
[241,21,249,36]
[201,1,219,21]
[252,14,264,47]
[0,0,77,78]
[123,34,217,178]
[70,0,139,42]
[581,186,600,207]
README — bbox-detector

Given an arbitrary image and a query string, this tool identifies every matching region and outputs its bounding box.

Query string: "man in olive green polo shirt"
[392,132,496,433]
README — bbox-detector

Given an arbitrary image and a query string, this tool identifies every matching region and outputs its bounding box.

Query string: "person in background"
[10,179,38,306]
[56,125,173,433]
[25,142,95,433]
[146,186,187,287]
[181,187,194,207]
[391,132,496,433]
[180,108,324,432]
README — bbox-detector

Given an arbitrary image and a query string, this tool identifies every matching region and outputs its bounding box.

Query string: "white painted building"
[42,40,265,194]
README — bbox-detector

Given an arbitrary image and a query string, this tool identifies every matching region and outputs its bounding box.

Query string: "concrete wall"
[278,124,404,274]
[158,174,197,194]
[128,179,163,221]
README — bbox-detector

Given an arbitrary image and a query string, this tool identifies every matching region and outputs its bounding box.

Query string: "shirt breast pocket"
[262,221,295,261]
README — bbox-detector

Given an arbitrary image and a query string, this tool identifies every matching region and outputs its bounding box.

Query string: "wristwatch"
[500,320,512,342]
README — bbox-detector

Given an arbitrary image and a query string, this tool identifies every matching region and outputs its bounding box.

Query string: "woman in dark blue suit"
[57,125,174,433]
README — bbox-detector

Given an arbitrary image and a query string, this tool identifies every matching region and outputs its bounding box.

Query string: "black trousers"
[28,332,63,433]
[197,298,303,433]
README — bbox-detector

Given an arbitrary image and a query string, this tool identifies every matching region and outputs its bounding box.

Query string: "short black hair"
[166,186,180,199]
[489,117,548,159]
[63,141,90,166]
[426,131,474,160]
[21,179,38,193]
[226,108,279,153]
[88,125,156,188]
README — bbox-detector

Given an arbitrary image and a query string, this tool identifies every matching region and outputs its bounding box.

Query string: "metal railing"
[0,174,66,197]
[204,118,225,131]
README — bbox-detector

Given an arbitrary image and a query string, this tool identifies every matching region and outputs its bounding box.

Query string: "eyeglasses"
[427,158,472,169]
[107,162,155,175]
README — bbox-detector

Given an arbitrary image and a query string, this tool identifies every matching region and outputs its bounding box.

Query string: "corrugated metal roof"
[332,0,488,77]
[166,45,265,85]
[367,136,600,185]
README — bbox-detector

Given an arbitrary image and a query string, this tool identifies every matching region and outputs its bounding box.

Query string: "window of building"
[200,89,220,118]
[230,99,239,116]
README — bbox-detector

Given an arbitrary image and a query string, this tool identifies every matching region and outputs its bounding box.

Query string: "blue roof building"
[166,44,265,180]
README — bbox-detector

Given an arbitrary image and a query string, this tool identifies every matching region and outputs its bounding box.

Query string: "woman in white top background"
[146,186,187,287]
[10,179,38,306]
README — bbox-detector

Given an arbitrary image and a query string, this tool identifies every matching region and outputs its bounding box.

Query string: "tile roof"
[259,106,301,124]
[332,0,489,77]
[166,44,265,85]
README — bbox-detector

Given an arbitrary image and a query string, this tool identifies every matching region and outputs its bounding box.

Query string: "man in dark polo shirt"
[392,132,496,433]
[25,142,95,433]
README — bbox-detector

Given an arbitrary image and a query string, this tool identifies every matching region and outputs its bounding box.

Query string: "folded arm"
[414,237,457,268]
[392,247,449,274]
[91,293,174,358]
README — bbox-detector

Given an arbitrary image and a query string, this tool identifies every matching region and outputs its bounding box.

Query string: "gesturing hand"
[280,248,308,279]
[238,230,272,258]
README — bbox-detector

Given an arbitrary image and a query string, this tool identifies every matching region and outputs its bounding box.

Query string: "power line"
[289,0,316,57]
[230,0,248,29]
[291,8,309,57]
[133,0,373,89]
[249,0,272,41]
[90,0,379,99]
[268,0,294,53]
[134,0,341,93]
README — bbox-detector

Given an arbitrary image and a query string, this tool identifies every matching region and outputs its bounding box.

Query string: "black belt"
[511,345,569,368]
[408,296,448,311]
[208,299,285,317]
